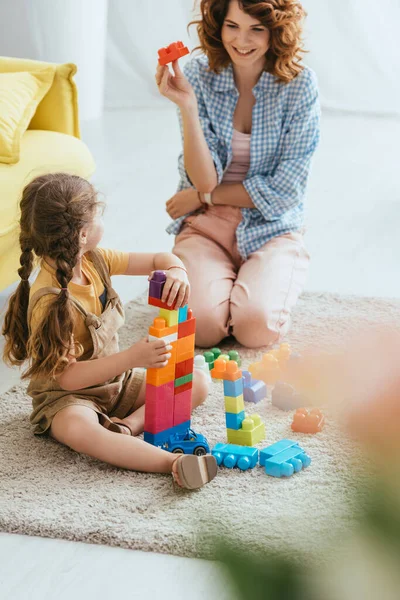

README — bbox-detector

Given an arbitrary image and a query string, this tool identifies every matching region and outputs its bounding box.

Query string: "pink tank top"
[222,129,251,183]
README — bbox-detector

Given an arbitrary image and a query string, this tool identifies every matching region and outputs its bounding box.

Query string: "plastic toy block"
[242,370,267,404]
[212,443,259,470]
[194,355,212,382]
[176,333,195,361]
[272,381,306,411]
[144,381,174,434]
[175,357,194,379]
[174,373,193,388]
[227,414,266,446]
[228,350,241,367]
[203,351,215,371]
[211,359,242,381]
[173,388,192,426]
[260,439,311,477]
[219,353,230,362]
[144,420,190,446]
[224,393,245,414]
[223,377,244,398]
[291,408,325,433]
[149,317,178,339]
[146,362,176,386]
[178,309,196,338]
[174,380,192,394]
[148,295,177,310]
[148,270,166,299]
[225,410,246,430]
[178,305,188,323]
[159,307,179,328]
[158,41,189,66]
[249,353,281,385]
[148,331,178,345]
[211,347,221,360]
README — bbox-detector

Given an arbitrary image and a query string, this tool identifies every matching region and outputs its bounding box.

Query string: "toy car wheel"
[193,446,206,456]
[172,448,184,454]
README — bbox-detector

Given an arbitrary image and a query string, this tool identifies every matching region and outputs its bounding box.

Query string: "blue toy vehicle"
[163,428,210,456]
[212,443,259,470]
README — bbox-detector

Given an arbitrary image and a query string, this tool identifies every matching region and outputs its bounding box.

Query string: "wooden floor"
[0,106,399,599]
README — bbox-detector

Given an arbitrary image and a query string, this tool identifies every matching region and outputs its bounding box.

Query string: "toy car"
[163,428,210,456]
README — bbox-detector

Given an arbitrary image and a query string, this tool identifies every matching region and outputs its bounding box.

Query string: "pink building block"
[145,381,174,434]
[173,388,192,426]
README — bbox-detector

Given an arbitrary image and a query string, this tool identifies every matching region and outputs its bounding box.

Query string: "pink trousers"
[173,206,310,349]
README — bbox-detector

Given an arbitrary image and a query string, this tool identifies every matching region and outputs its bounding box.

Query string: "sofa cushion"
[0,68,55,164]
[0,129,96,289]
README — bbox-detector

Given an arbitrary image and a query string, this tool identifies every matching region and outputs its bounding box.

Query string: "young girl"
[2,173,217,490]
[155,0,320,348]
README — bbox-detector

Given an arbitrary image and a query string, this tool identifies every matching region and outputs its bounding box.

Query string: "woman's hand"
[166,189,202,220]
[155,60,197,111]
[129,337,172,369]
[149,267,190,309]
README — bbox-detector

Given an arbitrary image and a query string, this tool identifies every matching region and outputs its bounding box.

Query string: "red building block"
[173,388,192,426]
[178,308,196,339]
[144,381,174,434]
[175,357,194,379]
[158,41,189,66]
[291,408,325,434]
[148,295,177,310]
[174,380,193,394]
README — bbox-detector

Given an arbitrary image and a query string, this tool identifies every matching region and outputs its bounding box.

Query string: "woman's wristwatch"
[198,191,213,206]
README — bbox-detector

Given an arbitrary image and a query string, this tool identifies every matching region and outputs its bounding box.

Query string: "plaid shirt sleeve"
[176,59,225,192]
[243,70,321,221]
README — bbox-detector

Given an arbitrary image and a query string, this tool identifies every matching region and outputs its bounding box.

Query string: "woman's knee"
[192,301,230,348]
[192,370,210,409]
[232,305,290,349]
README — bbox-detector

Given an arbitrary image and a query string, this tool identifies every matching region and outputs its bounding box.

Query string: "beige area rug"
[1,292,399,561]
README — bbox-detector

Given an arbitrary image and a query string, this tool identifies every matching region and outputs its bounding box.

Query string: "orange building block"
[149,317,178,338]
[211,358,242,381]
[158,41,189,66]
[249,353,281,385]
[176,333,195,361]
[146,363,176,387]
[291,408,325,434]
[210,358,227,380]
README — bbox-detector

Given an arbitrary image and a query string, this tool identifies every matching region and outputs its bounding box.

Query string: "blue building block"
[223,378,244,398]
[260,439,311,477]
[242,370,267,404]
[271,381,306,411]
[225,410,245,430]
[144,420,190,447]
[178,305,188,323]
[212,443,259,470]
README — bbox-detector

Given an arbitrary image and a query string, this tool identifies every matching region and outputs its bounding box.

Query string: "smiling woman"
[155,0,320,349]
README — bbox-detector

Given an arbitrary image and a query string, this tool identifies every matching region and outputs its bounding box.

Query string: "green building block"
[174,373,193,388]
[211,347,221,360]
[203,351,215,371]
[228,350,241,367]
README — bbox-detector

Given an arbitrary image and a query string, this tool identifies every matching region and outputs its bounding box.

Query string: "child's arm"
[124,251,189,308]
[58,337,170,392]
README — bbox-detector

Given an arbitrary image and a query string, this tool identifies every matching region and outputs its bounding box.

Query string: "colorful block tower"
[144,271,196,447]
[212,359,266,446]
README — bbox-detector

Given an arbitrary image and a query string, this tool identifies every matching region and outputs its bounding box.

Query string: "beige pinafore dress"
[27,250,145,435]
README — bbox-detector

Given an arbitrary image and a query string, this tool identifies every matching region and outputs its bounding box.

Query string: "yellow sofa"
[0,56,96,291]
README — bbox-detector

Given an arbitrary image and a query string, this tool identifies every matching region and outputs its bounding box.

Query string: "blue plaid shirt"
[167,54,321,259]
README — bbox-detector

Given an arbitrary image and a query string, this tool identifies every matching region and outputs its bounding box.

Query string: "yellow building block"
[227,414,266,446]
[224,394,245,414]
[159,308,179,327]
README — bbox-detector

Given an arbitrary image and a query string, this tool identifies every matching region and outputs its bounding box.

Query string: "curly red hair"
[190,0,307,83]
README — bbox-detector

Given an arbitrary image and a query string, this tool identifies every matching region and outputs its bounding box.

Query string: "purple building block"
[149,270,166,299]
[242,370,267,404]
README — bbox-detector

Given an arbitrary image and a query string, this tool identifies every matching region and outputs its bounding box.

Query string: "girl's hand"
[130,337,171,369]
[149,267,189,309]
[166,189,203,220]
[155,60,197,111]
